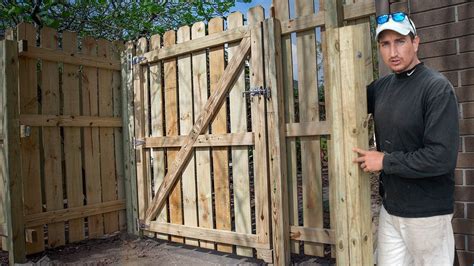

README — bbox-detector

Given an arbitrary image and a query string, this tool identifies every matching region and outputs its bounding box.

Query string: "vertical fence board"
[274,0,300,254]
[264,18,291,265]
[82,37,104,238]
[41,26,65,248]
[113,41,126,231]
[17,22,45,253]
[191,21,215,250]
[134,37,149,228]
[1,39,27,263]
[177,26,199,247]
[163,30,184,244]
[98,39,119,234]
[149,34,168,240]
[122,41,139,235]
[228,11,252,257]
[247,6,271,254]
[62,31,85,242]
[209,17,232,253]
[295,0,324,256]
[339,23,373,266]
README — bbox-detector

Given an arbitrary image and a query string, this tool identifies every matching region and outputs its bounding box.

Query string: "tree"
[0,0,250,41]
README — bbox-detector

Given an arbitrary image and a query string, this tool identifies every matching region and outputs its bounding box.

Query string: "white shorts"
[377,205,454,266]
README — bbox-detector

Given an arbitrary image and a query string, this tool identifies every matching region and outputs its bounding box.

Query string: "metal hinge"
[242,86,271,100]
[132,56,146,65]
[137,219,149,230]
[20,125,31,138]
[133,137,145,149]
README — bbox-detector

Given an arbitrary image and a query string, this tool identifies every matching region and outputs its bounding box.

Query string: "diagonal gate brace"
[144,36,251,223]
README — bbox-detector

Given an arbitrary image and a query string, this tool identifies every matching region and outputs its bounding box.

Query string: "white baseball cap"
[376,15,417,40]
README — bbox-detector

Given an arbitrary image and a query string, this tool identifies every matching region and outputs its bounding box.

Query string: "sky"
[230,0,273,17]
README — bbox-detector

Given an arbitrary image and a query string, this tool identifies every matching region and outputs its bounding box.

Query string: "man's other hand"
[352,147,384,173]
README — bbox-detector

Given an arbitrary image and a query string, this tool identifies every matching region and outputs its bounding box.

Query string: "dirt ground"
[0,177,380,265]
[0,232,339,265]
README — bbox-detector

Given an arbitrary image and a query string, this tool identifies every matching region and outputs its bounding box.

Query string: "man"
[352,12,459,265]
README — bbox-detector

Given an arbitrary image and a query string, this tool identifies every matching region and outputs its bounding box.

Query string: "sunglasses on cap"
[376,12,417,35]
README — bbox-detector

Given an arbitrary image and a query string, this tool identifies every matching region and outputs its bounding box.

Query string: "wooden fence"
[123,1,374,265]
[0,23,126,262]
[0,0,379,264]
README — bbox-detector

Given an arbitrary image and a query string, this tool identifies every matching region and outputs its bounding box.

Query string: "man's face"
[378,30,420,73]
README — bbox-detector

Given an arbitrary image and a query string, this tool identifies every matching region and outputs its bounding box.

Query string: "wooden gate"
[124,3,374,265]
[124,6,274,261]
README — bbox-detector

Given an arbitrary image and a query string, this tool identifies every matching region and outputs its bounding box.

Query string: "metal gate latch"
[242,86,271,100]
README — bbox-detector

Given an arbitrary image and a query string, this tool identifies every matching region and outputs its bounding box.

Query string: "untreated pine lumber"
[144,36,251,223]
[228,11,252,257]
[290,226,335,245]
[274,0,300,254]
[148,222,269,250]
[17,22,45,254]
[144,132,254,148]
[285,121,331,137]
[264,18,291,266]
[17,40,120,70]
[20,115,122,127]
[280,12,325,35]
[343,1,375,21]
[1,39,27,263]
[24,200,126,228]
[137,12,326,65]
[139,26,250,64]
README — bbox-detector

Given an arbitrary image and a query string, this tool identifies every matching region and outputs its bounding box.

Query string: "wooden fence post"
[263,18,290,266]
[121,42,139,235]
[328,23,374,265]
[0,40,26,263]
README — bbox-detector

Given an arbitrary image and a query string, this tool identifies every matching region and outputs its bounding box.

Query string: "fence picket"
[295,0,324,256]
[164,30,184,244]
[209,17,232,253]
[17,22,45,254]
[41,26,65,248]
[98,39,119,234]
[191,21,215,250]
[228,11,252,257]
[82,36,104,238]
[177,25,199,247]
[62,30,85,242]
[149,34,169,240]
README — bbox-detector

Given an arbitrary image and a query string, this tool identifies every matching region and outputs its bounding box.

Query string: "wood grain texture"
[209,17,232,253]
[177,25,199,247]
[264,18,291,265]
[18,44,120,70]
[247,6,271,253]
[145,132,254,148]
[274,1,300,254]
[228,11,252,257]
[16,22,45,254]
[191,21,215,250]
[163,30,184,244]
[98,39,119,234]
[1,39,27,263]
[149,34,168,240]
[41,26,65,248]
[144,37,251,228]
[295,0,324,256]
[62,31,84,242]
[82,36,104,238]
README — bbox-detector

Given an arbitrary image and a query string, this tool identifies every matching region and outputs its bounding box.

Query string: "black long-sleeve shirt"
[367,63,459,218]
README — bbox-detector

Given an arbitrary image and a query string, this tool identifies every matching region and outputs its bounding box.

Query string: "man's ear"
[413,35,420,53]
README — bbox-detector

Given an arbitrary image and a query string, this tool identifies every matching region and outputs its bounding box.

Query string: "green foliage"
[0,0,251,41]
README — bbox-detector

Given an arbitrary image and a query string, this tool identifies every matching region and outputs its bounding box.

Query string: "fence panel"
[0,23,126,257]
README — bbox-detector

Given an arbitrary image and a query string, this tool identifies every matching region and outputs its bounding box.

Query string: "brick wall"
[387,1,474,265]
